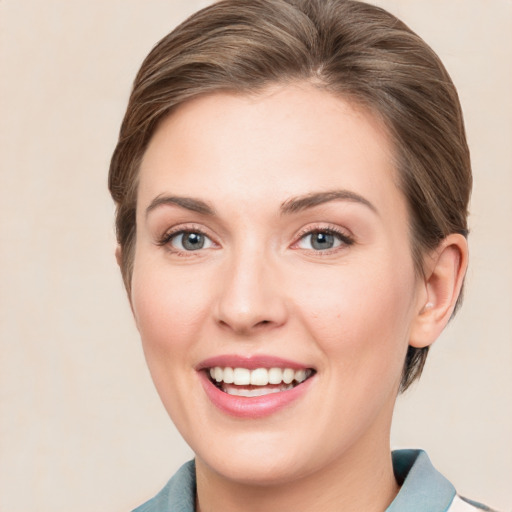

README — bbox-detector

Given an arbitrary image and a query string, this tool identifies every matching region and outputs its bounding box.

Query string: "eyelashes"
[293,227,354,252]
[157,225,216,253]
[156,224,354,256]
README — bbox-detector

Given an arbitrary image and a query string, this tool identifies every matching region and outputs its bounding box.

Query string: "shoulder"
[131,460,196,512]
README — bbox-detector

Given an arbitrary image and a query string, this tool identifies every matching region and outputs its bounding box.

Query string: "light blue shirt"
[132,450,494,512]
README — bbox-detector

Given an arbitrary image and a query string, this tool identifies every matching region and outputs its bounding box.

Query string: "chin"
[197,448,317,487]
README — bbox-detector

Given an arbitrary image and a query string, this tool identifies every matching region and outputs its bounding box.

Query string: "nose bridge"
[214,237,287,334]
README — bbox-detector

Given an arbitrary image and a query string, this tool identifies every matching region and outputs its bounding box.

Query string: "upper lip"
[195,354,313,371]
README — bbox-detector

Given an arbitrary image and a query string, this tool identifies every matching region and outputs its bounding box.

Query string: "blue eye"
[297,230,352,251]
[169,231,214,251]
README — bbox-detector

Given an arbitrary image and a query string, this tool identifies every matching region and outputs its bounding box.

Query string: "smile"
[208,367,314,397]
[197,355,317,417]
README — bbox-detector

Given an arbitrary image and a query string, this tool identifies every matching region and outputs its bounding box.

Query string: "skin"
[126,84,467,512]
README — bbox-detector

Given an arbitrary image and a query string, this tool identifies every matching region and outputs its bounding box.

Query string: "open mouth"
[207,366,316,397]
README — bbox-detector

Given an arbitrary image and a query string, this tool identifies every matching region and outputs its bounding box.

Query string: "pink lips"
[196,355,315,419]
[196,354,309,371]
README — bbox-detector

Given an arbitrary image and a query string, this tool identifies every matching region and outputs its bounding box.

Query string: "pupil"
[183,233,204,250]
[312,232,334,250]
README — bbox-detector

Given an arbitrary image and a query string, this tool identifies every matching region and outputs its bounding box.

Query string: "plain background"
[1,1,511,511]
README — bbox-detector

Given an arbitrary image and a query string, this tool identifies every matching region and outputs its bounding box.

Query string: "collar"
[386,449,456,512]
[133,449,456,512]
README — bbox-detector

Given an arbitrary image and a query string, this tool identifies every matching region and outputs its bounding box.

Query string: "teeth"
[208,366,312,386]
[283,368,295,384]
[295,369,307,383]
[223,384,294,397]
[223,367,234,384]
[268,367,283,384]
[250,368,269,386]
[233,368,251,385]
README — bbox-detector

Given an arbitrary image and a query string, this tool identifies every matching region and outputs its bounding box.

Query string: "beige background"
[1,1,511,511]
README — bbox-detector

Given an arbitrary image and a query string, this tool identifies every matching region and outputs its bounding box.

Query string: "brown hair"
[109,0,471,392]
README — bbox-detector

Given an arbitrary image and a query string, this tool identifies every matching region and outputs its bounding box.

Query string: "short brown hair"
[109,0,471,391]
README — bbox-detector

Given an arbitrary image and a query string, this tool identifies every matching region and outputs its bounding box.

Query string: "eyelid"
[155,222,353,254]
[292,223,354,251]
[156,223,219,250]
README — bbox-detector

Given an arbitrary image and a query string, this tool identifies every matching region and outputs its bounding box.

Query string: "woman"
[109,0,492,510]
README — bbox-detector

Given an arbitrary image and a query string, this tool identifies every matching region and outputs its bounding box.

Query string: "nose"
[213,248,288,336]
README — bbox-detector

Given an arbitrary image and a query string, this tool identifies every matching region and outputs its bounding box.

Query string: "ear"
[115,244,123,267]
[115,245,138,326]
[409,234,469,348]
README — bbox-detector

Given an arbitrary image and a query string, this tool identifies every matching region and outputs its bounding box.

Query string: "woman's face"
[131,85,425,484]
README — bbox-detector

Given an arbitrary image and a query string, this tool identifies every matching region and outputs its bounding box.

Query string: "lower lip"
[199,371,314,419]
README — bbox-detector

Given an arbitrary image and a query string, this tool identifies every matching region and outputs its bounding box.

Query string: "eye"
[296,229,353,251]
[166,230,214,251]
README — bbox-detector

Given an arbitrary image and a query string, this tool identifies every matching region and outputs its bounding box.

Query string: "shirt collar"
[386,449,456,512]
[135,449,456,512]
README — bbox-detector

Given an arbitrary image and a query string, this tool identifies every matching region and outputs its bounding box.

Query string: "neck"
[195,428,399,512]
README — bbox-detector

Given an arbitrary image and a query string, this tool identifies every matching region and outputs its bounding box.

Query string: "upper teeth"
[209,367,310,386]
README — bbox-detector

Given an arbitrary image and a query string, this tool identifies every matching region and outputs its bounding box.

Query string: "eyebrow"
[145,189,377,218]
[280,190,378,215]
[145,195,216,217]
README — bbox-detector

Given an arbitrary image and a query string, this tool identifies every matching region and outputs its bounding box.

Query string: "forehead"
[137,84,402,216]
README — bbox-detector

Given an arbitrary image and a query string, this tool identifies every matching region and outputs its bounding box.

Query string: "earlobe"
[115,245,122,267]
[409,234,469,348]
[115,244,139,328]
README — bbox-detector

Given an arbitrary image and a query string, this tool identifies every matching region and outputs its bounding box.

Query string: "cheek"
[130,260,211,359]
[292,258,417,374]
[129,258,216,423]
